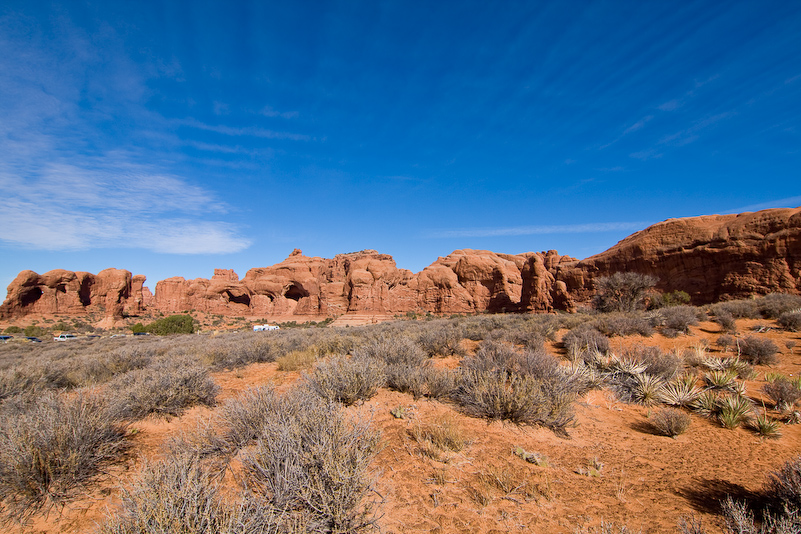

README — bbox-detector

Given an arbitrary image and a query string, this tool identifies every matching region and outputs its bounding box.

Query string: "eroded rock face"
[0,268,145,319]
[3,207,799,320]
[557,207,801,303]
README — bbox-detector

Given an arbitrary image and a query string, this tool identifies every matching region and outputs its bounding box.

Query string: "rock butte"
[2,207,799,321]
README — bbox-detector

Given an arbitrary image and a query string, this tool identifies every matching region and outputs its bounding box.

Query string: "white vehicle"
[54,333,78,341]
[253,324,280,332]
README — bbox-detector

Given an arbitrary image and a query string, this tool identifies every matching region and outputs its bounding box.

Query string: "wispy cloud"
[623,115,653,135]
[0,158,252,254]
[425,221,650,239]
[723,196,801,214]
[177,118,310,141]
[260,105,299,119]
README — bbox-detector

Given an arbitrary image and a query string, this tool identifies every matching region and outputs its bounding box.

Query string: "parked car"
[54,333,78,341]
[0,335,12,343]
[25,336,42,342]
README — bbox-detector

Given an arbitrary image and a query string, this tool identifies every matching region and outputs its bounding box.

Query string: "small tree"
[593,272,657,313]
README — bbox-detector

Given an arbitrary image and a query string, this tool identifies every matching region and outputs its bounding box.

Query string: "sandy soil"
[5,319,801,534]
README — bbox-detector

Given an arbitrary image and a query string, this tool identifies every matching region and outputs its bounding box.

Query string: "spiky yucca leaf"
[631,373,665,406]
[692,390,721,417]
[659,376,702,407]
[718,395,753,429]
[704,369,739,390]
[750,411,781,438]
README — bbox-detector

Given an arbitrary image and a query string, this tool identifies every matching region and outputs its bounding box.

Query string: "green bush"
[140,314,196,335]
[3,326,21,334]
[23,325,49,337]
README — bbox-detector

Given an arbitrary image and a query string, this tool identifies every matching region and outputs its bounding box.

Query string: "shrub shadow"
[677,478,761,514]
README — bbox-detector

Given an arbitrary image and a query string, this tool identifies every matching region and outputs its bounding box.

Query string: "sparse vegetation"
[650,407,691,437]
[738,336,780,365]
[0,391,128,520]
[593,272,657,313]
[303,355,385,406]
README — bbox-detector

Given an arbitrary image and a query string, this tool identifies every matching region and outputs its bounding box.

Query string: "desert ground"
[1,301,800,534]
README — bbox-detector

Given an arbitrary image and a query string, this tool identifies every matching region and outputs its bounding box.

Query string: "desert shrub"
[717,334,738,351]
[777,311,801,332]
[422,367,459,400]
[108,360,219,419]
[141,314,196,335]
[657,305,701,337]
[276,348,318,371]
[622,345,682,380]
[650,290,692,309]
[738,336,779,365]
[354,335,427,367]
[704,369,740,390]
[218,386,283,450]
[417,326,465,357]
[303,355,385,406]
[650,407,691,437]
[463,340,562,382]
[451,370,575,433]
[757,294,801,319]
[244,390,380,533]
[767,456,801,513]
[563,325,610,358]
[762,379,801,412]
[593,313,654,337]
[714,311,738,334]
[385,363,428,399]
[709,299,761,319]
[100,454,290,534]
[593,272,657,313]
[0,391,128,519]
[3,326,21,334]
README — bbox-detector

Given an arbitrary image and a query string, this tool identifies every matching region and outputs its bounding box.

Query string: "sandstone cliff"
[2,207,799,320]
[558,206,801,303]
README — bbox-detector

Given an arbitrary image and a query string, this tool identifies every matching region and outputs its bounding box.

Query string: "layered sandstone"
[0,268,145,319]
[2,207,799,320]
[558,206,801,303]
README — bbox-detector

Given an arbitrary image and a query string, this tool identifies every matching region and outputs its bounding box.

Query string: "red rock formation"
[0,268,146,319]
[2,207,799,320]
[557,207,801,303]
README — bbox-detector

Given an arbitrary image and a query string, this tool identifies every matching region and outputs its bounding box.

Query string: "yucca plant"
[704,369,739,390]
[631,373,666,406]
[692,390,720,417]
[660,375,702,407]
[610,356,648,376]
[718,395,753,429]
[763,371,786,383]
[750,410,781,438]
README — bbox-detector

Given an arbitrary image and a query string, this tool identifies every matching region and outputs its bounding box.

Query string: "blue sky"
[1,1,799,292]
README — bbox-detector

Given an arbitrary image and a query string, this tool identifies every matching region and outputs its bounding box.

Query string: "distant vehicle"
[0,335,12,343]
[133,332,150,336]
[110,334,127,338]
[54,333,78,341]
[253,324,280,332]
[86,334,101,339]
[25,337,42,343]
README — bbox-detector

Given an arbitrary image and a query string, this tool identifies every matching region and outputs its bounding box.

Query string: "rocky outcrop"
[558,207,801,303]
[0,268,146,319]
[2,207,799,320]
